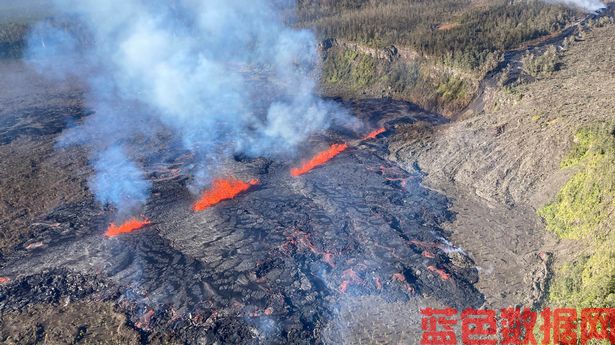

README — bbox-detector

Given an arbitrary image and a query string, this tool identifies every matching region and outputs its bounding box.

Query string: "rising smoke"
[549,0,606,12]
[27,0,354,214]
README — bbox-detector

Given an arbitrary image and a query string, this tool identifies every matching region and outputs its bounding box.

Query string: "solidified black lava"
[0,99,483,344]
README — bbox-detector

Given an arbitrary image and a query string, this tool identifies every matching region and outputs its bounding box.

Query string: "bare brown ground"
[0,60,91,257]
[390,23,615,308]
[0,302,140,344]
[0,61,144,344]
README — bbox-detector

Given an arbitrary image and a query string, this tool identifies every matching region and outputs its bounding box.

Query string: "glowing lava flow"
[290,143,348,177]
[105,218,151,237]
[362,127,386,140]
[193,178,259,211]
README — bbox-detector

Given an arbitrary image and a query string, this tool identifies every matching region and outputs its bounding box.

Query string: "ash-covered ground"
[0,61,483,344]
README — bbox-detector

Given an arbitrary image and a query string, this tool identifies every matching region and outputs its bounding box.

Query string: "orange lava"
[427,265,451,280]
[322,252,335,268]
[392,273,415,294]
[392,273,406,282]
[135,309,155,330]
[363,127,386,140]
[193,178,259,211]
[290,143,348,177]
[374,276,383,290]
[339,269,365,294]
[25,241,44,250]
[422,250,436,259]
[339,280,349,293]
[105,218,151,237]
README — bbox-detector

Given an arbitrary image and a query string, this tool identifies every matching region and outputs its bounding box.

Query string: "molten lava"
[322,252,335,268]
[290,143,348,176]
[105,218,151,237]
[193,178,259,211]
[374,276,383,290]
[339,268,364,294]
[427,265,451,280]
[392,273,415,294]
[363,127,386,140]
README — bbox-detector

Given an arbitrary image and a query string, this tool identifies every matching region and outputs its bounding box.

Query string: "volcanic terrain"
[0,58,485,344]
[1,4,613,344]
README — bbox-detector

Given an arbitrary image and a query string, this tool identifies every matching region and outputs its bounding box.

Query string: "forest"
[296,0,579,70]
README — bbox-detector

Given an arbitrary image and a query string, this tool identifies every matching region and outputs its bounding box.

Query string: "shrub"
[539,123,615,308]
[522,45,560,78]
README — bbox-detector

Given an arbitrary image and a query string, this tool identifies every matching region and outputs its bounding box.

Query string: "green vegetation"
[298,0,579,70]
[539,123,615,307]
[298,0,581,113]
[549,240,614,307]
[351,52,376,87]
[436,75,467,104]
[539,125,615,239]
[321,45,475,114]
[323,49,378,88]
[522,46,561,78]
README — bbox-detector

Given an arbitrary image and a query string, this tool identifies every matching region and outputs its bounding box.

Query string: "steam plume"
[90,146,152,212]
[549,0,606,12]
[26,0,353,214]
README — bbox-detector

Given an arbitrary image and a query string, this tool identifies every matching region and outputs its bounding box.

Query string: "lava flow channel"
[193,178,259,211]
[362,127,386,140]
[290,143,348,177]
[106,218,151,237]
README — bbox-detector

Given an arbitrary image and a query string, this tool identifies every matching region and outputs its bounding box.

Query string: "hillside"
[390,18,614,307]
[297,0,586,114]
[0,0,594,116]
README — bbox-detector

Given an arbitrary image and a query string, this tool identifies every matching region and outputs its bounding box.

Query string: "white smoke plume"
[548,0,606,12]
[27,0,354,214]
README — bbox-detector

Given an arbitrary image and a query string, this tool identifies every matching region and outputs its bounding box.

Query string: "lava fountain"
[193,178,260,211]
[106,217,151,237]
[290,143,348,177]
[362,127,386,140]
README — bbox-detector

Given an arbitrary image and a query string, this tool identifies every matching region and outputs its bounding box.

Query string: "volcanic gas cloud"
[106,218,151,237]
[27,0,354,218]
[193,178,260,212]
[290,143,348,177]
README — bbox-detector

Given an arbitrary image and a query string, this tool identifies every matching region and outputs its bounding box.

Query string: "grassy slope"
[540,124,615,307]
[320,43,479,115]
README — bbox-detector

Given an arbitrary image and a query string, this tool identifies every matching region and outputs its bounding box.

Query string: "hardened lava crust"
[0,61,482,344]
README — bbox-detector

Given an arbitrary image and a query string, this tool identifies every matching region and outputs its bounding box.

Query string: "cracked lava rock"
[0,99,483,344]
